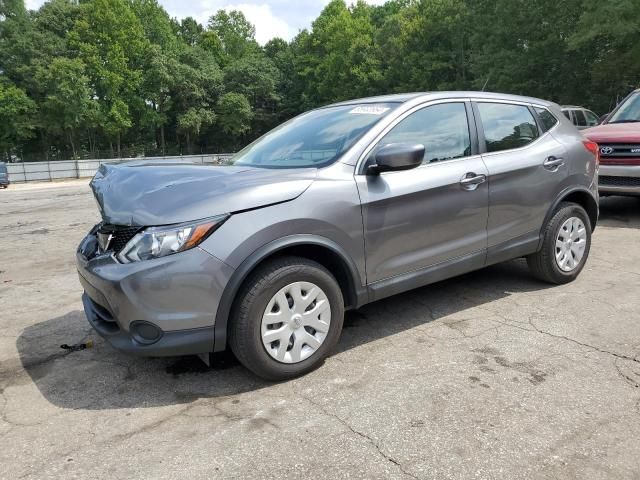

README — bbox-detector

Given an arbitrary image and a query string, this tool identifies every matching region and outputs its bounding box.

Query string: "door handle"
[543,156,565,171]
[460,173,486,190]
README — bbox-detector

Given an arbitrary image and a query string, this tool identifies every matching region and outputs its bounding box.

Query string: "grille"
[599,143,640,165]
[599,176,640,188]
[98,224,141,253]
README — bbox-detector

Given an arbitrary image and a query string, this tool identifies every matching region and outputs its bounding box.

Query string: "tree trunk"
[186,131,192,154]
[41,131,49,161]
[87,129,95,158]
[117,132,121,159]
[69,131,77,159]
[160,125,166,155]
[110,142,114,158]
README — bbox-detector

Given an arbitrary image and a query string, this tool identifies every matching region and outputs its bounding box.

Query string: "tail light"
[583,141,600,165]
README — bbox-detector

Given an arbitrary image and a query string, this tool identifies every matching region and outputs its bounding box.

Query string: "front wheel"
[229,256,344,381]
[527,202,592,284]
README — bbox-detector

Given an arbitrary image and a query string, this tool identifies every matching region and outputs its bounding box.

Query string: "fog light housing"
[130,321,163,345]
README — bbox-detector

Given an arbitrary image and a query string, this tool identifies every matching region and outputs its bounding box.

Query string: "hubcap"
[555,217,587,272]
[261,281,331,364]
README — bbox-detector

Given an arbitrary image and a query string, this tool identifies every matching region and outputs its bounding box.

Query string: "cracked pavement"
[1,180,640,479]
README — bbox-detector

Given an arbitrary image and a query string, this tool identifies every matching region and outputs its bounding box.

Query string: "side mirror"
[598,113,609,124]
[367,143,425,175]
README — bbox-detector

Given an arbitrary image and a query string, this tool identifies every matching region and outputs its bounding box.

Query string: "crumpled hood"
[583,123,640,143]
[90,161,317,226]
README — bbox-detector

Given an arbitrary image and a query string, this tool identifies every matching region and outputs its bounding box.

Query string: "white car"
[561,106,600,130]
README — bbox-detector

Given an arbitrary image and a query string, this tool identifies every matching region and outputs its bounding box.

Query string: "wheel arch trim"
[539,186,599,250]
[212,235,367,352]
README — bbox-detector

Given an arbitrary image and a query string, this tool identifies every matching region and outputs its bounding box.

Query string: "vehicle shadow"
[598,196,640,229]
[16,258,554,410]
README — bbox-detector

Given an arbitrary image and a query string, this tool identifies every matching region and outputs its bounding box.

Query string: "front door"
[355,102,489,285]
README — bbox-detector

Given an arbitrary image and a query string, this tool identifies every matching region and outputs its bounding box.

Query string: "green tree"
[570,0,640,112]
[264,37,301,119]
[141,46,179,154]
[169,46,223,153]
[374,0,470,92]
[207,10,259,62]
[224,54,280,108]
[1,0,639,161]
[296,0,381,105]
[176,16,203,47]
[36,57,93,158]
[0,80,36,160]
[467,0,591,104]
[217,92,253,138]
[69,0,149,156]
[224,54,281,134]
[177,108,215,154]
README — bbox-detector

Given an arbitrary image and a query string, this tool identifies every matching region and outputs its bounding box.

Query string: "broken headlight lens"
[116,215,229,263]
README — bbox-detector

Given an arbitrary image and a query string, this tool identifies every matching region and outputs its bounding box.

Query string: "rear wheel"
[229,256,344,380]
[527,202,592,284]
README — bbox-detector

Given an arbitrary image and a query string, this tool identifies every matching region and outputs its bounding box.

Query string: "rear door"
[355,101,488,283]
[473,101,568,253]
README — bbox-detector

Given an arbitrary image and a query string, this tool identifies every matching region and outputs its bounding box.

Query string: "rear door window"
[573,110,587,127]
[477,103,540,153]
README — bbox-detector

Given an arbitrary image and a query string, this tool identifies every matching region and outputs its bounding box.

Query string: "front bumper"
[599,164,640,195]
[77,243,235,357]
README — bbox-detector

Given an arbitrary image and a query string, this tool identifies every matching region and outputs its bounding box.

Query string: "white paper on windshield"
[349,106,390,115]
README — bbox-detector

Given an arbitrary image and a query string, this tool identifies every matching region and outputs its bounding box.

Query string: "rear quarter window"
[477,103,540,153]
[584,110,599,127]
[534,107,559,132]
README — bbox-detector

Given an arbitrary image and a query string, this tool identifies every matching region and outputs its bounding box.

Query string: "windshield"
[231,103,399,168]
[609,92,640,124]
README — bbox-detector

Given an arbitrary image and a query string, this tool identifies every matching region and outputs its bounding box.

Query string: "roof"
[327,91,554,108]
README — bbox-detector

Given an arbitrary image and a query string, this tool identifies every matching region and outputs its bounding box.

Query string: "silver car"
[77,92,599,380]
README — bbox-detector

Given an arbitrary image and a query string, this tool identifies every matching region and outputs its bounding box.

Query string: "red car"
[583,89,640,196]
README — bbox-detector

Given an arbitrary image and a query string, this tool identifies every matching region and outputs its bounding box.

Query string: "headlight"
[116,215,229,263]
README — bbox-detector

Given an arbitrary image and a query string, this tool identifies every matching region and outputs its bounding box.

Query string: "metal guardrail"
[6,154,235,184]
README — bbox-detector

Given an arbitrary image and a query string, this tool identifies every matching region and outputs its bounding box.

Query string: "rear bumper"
[77,244,235,357]
[598,164,640,195]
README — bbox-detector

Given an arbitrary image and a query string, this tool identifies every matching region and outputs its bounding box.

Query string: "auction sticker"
[349,106,390,115]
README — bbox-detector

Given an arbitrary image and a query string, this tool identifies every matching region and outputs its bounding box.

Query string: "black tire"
[527,202,592,284]
[229,256,344,381]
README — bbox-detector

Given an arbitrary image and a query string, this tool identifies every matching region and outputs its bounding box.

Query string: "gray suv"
[77,92,599,380]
